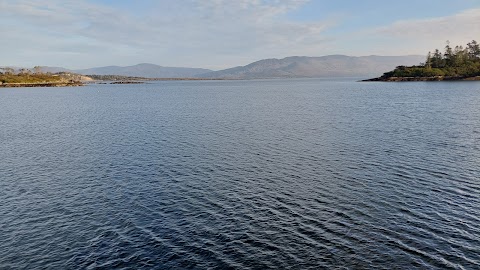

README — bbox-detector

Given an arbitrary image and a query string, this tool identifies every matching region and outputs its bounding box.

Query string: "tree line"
[0,66,44,75]
[384,40,480,78]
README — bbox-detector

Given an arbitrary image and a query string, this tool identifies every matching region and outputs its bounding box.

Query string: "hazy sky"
[1,0,479,70]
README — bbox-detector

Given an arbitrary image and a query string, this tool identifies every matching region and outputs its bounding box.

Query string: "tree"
[467,40,480,60]
[431,49,444,68]
[19,68,31,75]
[425,52,432,69]
[0,67,15,75]
[444,41,454,66]
[33,66,43,74]
[377,40,480,80]
[452,45,467,67]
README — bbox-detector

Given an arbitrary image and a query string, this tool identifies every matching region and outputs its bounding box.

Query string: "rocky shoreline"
[362,76,480,82]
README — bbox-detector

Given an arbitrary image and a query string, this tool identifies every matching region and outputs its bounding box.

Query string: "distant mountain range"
[34,55,425,79]
[38,64,212,78]
[198,55,425,79]
[76,64,212,78]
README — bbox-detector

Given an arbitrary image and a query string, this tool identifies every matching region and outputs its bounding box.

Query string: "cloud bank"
[1,0,479,69]
[363,8,480,55]
[0,0,334,68]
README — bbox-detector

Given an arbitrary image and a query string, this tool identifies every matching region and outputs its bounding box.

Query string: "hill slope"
[198,55,425,79]
[29,55,425,79]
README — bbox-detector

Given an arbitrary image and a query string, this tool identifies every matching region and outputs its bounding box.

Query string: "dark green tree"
[444,41,454,66]
[431,49,444,68]
[425,52,432,69]
[467,40,480,60]
[381,40,480,80]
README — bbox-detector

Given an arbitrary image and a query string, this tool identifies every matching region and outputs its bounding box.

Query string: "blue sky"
[1,0,479,69]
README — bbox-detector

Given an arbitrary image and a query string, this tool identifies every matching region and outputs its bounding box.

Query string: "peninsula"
[363,40,480,81]
[0,68,85,87]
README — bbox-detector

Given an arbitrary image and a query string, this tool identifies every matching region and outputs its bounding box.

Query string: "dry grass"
[0,74,65,84]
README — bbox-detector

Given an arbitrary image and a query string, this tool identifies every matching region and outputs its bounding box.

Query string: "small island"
[0,67,85,87]
[364,40,480,81]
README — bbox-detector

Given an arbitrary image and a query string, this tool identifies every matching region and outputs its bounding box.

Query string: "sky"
[1,0,480,70]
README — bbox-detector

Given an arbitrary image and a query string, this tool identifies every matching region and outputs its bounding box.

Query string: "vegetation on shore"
[365,40,480,81]
[0,68,221,88]
[0,67,84,87]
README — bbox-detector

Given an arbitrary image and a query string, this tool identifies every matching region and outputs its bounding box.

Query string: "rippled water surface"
[1,79,479,269]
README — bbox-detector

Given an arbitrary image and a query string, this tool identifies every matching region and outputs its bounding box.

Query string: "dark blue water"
[1,79,479,269]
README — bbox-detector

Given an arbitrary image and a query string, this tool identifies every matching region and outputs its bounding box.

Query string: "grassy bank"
[0,74,83,87]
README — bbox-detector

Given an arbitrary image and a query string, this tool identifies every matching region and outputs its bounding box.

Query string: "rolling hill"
[29,55,426,79]
[198,55,425,79]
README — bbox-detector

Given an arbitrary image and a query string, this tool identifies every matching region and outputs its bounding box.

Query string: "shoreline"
[0,82,84,88]
[362,76,480,82]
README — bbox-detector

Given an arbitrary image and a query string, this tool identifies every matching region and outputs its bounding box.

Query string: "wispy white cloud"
[0,0,335,68]
[367,8,480,53]
[374,8,480,39]
[326,7,480,57]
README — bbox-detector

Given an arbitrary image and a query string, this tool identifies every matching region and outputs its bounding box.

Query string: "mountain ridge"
[198,55,425,79]
[30,54,425,79]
